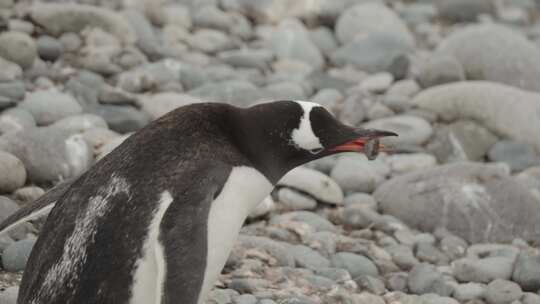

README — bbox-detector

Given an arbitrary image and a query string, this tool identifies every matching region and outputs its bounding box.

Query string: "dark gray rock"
[513,253,540,291]
[488,140,538,172]
[36,35,63,62]
[485,279,522,304]
[2,239,35,271]
[374,162,540,243]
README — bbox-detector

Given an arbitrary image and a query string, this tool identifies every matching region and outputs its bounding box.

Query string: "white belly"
[130,191,173,304]
[198,166,273,304]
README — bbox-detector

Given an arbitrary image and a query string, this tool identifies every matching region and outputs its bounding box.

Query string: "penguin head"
[238,100,397,182]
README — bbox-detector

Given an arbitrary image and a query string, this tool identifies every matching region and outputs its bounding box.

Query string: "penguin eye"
[309,147,324,154]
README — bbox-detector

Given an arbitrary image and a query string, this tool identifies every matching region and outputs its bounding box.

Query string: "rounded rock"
[36,35,64,62]
[0,151,26,193]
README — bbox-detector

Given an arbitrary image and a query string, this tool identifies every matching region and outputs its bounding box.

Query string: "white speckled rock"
[278,166,344,205]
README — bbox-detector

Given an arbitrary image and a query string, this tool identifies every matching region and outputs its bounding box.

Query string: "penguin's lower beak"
[330,129,398,158]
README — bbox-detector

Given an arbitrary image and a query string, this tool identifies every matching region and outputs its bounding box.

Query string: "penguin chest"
[198,166,273,303]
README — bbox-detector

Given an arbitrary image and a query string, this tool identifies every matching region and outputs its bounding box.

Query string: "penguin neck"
[227,107,301,184]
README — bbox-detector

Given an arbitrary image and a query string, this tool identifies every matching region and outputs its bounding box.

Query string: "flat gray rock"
[374,162,540,243]
[437,25,540,92]
[2,239,35,272]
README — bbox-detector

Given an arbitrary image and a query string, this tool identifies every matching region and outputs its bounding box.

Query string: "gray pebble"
[416,243,450,265]
[2,239,35,271]
[36,36,63,62]
[485,279,522,304]
[523,293,540,304]
[0,57,22,82]
[512,253,540,291]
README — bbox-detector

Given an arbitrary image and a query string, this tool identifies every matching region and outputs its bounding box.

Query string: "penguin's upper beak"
[330,129,398,158]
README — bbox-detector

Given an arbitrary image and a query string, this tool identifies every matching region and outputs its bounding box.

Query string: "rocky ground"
[0,0,540,303]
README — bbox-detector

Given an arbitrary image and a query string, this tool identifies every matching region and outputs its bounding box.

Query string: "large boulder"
[412,81,540,153]
[436,25,540,92]
[374,162,540,243]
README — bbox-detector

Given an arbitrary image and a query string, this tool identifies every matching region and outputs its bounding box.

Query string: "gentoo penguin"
[6,100,396,304]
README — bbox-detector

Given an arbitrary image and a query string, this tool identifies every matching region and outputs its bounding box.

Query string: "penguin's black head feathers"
[236,100,397,182]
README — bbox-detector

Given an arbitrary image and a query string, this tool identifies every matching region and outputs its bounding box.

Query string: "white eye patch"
[291,101,324,151]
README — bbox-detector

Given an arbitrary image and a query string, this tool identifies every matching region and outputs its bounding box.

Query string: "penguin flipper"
[0,179,74,235]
